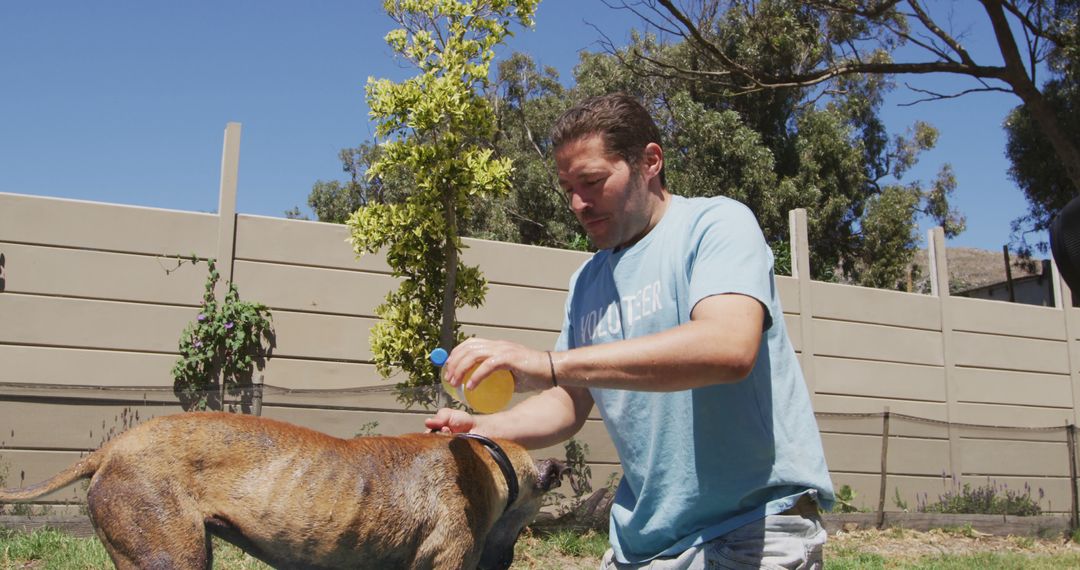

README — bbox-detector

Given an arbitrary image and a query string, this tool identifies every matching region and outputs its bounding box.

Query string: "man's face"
[555,135,656,250]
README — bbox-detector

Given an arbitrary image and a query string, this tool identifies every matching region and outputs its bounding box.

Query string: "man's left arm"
[449,294,764,393]
[547,293,765,391]
[447,202,772,393]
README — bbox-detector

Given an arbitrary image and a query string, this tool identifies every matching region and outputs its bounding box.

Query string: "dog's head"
[478,457,567,570]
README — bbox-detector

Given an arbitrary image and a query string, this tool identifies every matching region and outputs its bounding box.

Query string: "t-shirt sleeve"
[554,264,585,351]
[687,199,776,329]
[555,294,572,351]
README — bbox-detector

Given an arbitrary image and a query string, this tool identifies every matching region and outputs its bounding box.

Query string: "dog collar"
[455,433,519,515]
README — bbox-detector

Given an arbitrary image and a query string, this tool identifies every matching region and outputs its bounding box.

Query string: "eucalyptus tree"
[620,0,1080,196]
[576,9,963,287]
[486,53,586,248]
[1005,3,1079,252]
[304,144,395,224]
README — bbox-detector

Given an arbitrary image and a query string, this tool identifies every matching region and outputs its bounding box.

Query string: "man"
[426,93,834,569]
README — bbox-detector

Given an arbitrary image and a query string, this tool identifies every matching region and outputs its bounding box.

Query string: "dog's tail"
[0,450,103,501]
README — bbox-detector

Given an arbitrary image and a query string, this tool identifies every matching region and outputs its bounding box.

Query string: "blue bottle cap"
[429,347,448,367]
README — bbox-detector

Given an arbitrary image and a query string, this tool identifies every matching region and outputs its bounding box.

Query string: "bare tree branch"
[879,16,958,62]
[633,44,1010,90]
[906,0,975,65]
[1002,0,1065,45]
[897,82,1015,106]
[624,0,1013,90]
[981,0,1080,193]
[602,0,686,36]
[654,0,761,82]
[603,0,1080,194]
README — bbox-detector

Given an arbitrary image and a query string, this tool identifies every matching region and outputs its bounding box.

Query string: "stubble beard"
[585,172,649,251]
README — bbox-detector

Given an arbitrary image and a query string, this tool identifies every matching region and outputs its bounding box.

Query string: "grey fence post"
[216,122,242,409]
[1068,423,1079,532]
[877,406,891,529]
[789,208,816,396]
[929,227,963,483]
[253,374,264,418]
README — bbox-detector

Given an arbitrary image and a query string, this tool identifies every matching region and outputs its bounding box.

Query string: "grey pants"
[599,512,826,570]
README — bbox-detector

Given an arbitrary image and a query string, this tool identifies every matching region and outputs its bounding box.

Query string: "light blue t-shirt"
[555,195,834,564]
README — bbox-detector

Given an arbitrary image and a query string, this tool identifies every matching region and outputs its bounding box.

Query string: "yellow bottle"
[430,348,514,414]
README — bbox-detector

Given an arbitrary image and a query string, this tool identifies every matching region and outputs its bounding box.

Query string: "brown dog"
[0,412,566,569]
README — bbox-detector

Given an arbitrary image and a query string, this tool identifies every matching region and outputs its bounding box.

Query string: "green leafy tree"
[321,0,964,293]
[627,0,1080,198]
[574,19,962,287]
[299,142,418,224]
[308,144,416,224]
[283,206,309,220]
[1005,4,1080,253]
[347,0,538,408]
[487,53,585,248]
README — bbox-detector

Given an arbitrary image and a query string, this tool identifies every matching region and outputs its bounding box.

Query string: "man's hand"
[423,384,593,449]
[424,408,478,434]
[442,338,556,393]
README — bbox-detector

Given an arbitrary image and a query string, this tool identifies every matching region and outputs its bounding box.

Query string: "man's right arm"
[425,385,594,450]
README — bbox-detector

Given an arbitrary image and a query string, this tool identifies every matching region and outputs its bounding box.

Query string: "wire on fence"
[1,381,1076,433]
[816,410,1070,433]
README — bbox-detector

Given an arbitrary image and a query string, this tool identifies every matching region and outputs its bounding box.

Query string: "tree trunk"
[438,192,459,409]
[982,0,1080,197]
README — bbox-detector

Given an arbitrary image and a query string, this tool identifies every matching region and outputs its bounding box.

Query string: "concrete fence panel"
[3,126,1080,515]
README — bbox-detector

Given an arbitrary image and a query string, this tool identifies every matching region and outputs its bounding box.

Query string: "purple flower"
[225,322,234,330]
[197,313,207,322]
[194,341,203,348]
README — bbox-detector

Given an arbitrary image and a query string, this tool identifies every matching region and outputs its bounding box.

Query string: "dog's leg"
[422,518,477,570]
[87,463,212,569]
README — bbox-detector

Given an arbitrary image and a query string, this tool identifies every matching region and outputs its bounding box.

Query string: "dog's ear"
[534,458,568,492]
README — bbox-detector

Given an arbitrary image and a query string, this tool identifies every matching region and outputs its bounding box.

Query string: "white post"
[929,227,962,484]
[216,122,242,290]
[789,208,816,396]
[215,122,242,409]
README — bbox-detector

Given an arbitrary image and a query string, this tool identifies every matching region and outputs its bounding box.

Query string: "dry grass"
[0,527,608,570]
[826,527,1080,567]
[7,525,1080,569]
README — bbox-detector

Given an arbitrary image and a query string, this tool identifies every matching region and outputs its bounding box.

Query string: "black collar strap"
[456,433,519,514]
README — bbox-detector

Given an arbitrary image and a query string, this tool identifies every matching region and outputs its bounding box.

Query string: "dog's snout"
[535,458,568,491]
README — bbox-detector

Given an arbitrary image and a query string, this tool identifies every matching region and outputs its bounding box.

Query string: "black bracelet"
[546,350,558,388]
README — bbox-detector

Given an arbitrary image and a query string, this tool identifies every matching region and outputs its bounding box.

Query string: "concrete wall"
[2,125,1079,514]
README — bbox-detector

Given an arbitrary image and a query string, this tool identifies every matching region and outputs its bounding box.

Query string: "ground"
[513,526,1080,569]
[826,526,1080,559]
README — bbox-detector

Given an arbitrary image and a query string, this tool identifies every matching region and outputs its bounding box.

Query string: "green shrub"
[171,257,273,411]
[893,486,908,511]
[830,484,860,513]
[917,478,1043,516]
[544,438,594,514]
[354,421,380,437]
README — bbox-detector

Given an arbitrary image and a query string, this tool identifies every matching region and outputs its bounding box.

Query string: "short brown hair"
[551,93,665,186]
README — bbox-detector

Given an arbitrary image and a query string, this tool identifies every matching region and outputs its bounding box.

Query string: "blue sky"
[0,1,1038,253]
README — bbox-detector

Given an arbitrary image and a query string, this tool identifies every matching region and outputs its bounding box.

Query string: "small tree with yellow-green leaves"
[348,0,539,408]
